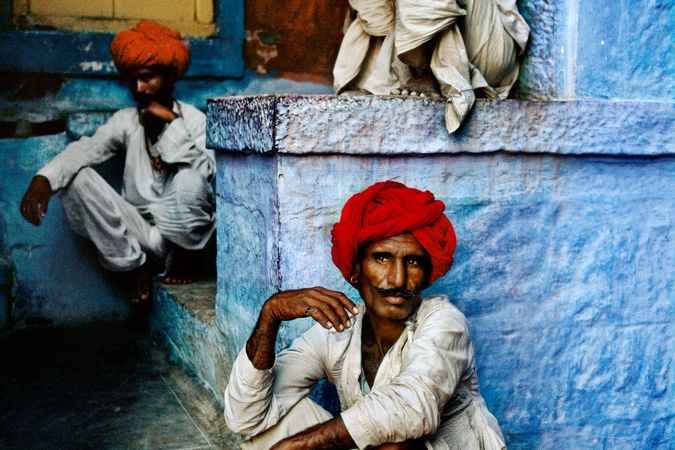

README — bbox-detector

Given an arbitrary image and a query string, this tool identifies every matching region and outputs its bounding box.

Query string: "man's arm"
[224,287,358,436]
[151,102,215,181]
[269,417,425,450]
[246,287,359,370]
[19,110,127,226]
[269,416,355,450]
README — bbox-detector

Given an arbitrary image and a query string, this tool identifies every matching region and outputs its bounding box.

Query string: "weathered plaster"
[576,0,675,100]
[0,134,130,325]
[208,95,675,156]
[211,94,674,449]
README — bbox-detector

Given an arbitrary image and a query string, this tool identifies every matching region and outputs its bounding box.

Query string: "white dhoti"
[239,397,334,450]
[61,167,215,272]
[333,0,530,133]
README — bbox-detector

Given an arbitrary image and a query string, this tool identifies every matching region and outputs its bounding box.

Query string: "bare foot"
[399,73,441,98]
[130,262,158,303]
[161,247,201,285]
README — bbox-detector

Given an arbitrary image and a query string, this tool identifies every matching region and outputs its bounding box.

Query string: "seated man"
[225,181,505,449]
[19,20,215,302]
[333,0,530,133]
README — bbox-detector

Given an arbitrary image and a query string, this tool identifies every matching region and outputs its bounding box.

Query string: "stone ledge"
[151,280,231,404]
[207,95,674,156]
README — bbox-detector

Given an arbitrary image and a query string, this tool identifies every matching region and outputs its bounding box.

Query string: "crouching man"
[225,181,505,449]
[19,20,215,302]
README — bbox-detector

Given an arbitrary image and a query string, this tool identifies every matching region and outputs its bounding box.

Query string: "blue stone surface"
[209,95,675,156]
[211,95,674,449]
[0,134,130,325]
[515,0,566,98]
[576,0,675,100]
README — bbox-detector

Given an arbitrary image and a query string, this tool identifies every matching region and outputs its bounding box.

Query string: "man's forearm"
[272,416,356,450]
[245,306,281,370]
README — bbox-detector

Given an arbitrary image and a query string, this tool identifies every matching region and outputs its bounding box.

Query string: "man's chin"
[374,300,417,321]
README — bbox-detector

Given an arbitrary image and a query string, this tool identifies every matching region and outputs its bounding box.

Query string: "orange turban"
[331,181,457,286]
[110,20,190,77]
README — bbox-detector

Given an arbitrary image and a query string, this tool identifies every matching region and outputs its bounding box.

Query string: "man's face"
[126,67,174,108]
[355,233,430,322]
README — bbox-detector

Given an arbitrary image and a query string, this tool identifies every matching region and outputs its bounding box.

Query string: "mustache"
[376,287,420,299]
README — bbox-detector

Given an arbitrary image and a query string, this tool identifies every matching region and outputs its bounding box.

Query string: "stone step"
[150,280,232,405]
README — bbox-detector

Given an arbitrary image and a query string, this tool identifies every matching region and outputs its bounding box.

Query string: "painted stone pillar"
[207,95,673,448]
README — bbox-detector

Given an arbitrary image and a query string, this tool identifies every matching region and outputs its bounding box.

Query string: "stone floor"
[0,322,243,449]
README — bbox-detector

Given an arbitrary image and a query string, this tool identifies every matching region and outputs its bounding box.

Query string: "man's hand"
[246,287,358,370]
[263,287,359,332]
[143,101,177,122]
[140,101,177,143]
[20,175,53,226]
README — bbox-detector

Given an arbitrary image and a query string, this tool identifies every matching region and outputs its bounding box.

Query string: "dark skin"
[246,234,429,450]
[19,66,191,300]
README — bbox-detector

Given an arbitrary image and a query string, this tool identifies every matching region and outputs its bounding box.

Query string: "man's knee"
[173,169,209,195]
[62,167,100,200]
[172,169,214,210]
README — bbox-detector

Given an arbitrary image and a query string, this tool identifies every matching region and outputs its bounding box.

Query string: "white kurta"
[333,0,530,133]
[37,101,216,271]
[225,295,505,450]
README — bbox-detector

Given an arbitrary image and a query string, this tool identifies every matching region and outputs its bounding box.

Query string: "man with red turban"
[225,181,506,449]
[19,20,215,302]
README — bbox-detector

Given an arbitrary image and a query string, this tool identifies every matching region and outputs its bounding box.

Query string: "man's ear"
[350,265,361,286]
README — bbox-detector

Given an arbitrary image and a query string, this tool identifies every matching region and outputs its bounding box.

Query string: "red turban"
[331,181,457,286]
[110,20,190,77]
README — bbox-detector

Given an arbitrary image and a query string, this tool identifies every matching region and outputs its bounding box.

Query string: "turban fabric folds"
[110,20,190,77]
[331,181,457,286]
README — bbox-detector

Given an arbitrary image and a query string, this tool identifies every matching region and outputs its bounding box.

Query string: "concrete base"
[151,280,234,404]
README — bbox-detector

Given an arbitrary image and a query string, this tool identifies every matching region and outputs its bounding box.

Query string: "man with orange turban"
[19,20,215,302]
[225,181,506,449]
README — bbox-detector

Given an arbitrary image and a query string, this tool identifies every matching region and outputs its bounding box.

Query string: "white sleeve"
[37,110,127,191]
[340,300,470,449]
[224,324,330,436]
[153,106,215,181]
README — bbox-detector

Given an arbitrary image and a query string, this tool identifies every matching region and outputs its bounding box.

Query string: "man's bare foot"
[161,247,201,285]
[130,262,158,303]
[392,73,441,98]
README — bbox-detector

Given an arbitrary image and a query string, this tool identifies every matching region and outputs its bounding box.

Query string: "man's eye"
[406,258,421,266]
[374,255,387,262]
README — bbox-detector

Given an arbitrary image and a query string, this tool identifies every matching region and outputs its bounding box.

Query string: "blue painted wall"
[209,95,673,449]
[0,2,672,447]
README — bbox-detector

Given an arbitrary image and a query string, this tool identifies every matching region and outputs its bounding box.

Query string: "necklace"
[141,100,183,173]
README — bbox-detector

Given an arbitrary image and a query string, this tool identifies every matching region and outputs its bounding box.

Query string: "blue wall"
[209,95,673,449]
[0,1,673,448]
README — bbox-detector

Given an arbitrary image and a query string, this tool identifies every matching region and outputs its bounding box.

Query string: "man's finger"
[306,306,334,330]
[309,300,347,331]
[308,288,354,328]
[314,287,359,315]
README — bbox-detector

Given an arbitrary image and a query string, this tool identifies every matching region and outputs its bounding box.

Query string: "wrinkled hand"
[20,175,53,226]
[263,287,359,332]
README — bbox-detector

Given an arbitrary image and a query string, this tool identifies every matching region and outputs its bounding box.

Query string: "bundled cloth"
[331,180,456,285]
[110,19,191,77]
[333,0,530,133]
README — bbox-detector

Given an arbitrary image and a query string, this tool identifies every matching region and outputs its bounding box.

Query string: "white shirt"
[225,295,505,449]
[38,100,215,207]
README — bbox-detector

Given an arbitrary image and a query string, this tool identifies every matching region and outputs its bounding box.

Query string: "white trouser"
[240,398,334,450]
[60,167,215,272]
